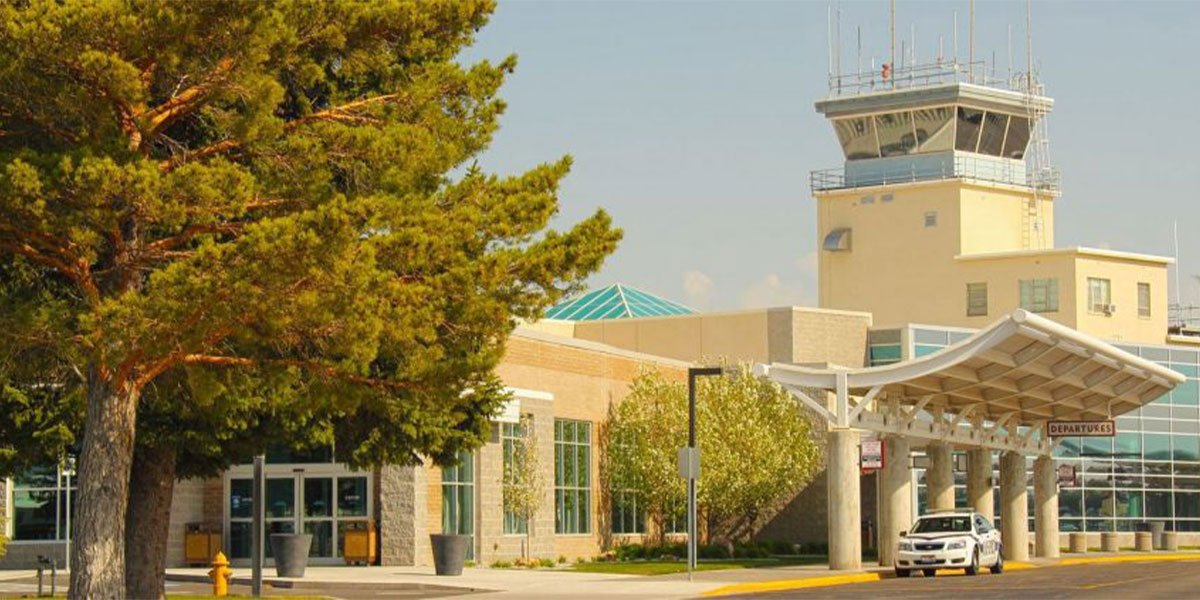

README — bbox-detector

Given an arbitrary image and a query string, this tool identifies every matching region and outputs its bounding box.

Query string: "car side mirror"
[899,531,907,537]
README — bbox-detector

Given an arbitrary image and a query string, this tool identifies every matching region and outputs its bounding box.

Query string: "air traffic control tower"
[811,64,1171,344]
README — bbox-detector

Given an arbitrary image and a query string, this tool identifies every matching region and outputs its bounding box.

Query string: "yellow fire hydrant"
[209,551,233,597]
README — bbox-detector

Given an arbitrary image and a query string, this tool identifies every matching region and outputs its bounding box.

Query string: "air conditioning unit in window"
[1103,304,1117,316]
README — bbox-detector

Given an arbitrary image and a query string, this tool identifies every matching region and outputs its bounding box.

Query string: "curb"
[703,561,1037,596]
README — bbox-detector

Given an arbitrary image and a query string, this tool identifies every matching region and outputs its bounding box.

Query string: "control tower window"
[834,117,880,160]
[1003,116,1031,159]
[954,107,984,152]
[875,111,916,157]
[977,112,1010,156]
[913,106,954,153]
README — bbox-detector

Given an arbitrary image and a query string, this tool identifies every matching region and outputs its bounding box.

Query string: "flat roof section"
[761,309,1183,427]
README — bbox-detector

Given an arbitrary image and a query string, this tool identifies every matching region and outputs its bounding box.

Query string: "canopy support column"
[1034,455,1060,558]
[827,428,861,571]
[966,448,994,522]
[999,451,1030,561]
[878,435,911,567]
[926,442,955,512]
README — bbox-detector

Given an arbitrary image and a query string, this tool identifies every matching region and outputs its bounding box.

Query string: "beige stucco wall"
[815,177,1168,343]
[571,307,871,368]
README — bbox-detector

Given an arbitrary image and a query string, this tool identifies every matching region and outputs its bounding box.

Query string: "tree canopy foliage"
[0,1,620,596]
[603,364,821,544]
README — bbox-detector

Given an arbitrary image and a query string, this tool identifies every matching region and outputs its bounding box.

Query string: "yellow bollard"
[209,551,233,597]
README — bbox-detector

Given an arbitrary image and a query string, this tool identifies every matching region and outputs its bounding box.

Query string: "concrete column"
[1033,455,1060,558]
[926,442,955,512]
[380,464,430,566]
[966,448,994,522]
[827,429,862,571]
[877,436,912,566]
[999,451,1029,561]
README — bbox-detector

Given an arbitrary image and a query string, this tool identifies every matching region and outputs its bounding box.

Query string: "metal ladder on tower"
[1022,74,1051,251]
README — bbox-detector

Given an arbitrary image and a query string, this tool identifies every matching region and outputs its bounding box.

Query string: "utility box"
[184,523,223,567]
[343,521,377,566]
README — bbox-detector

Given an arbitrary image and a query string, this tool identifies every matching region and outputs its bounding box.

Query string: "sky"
[457,1,1200,312]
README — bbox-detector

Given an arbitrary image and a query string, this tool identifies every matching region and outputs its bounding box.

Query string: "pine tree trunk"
[70,368,139,600]
[125,444,177,600]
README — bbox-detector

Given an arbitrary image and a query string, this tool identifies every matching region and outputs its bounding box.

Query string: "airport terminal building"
[5,65,1200,569]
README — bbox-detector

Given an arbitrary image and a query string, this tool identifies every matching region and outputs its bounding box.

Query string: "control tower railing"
[827,59,1039,97]
[810,154,1061,194]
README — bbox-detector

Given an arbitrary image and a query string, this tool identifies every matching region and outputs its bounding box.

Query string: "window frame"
[501,419,529,535]
[554,419,592,535]
[1019,278,1060,314]
[924,211,938,228]
[966,282,988,317]
[1138,282,1152,318]
[8,461,76,543]
[1088,277,1112,314]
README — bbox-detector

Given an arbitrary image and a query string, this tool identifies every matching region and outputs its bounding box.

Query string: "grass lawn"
[570,555,826,576]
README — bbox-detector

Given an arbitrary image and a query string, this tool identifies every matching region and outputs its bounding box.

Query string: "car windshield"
[912,516,972,533]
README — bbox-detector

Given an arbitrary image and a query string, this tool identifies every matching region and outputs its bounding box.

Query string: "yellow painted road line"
[703,573,883,597]
[1060,553,1200,566]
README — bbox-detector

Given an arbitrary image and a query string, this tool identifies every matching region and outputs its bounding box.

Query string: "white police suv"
[894,511,1003,577]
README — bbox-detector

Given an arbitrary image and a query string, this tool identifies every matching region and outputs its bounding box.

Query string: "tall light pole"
[684,366,725,581]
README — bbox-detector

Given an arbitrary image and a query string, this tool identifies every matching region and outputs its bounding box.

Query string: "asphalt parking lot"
[727,558,1200,599]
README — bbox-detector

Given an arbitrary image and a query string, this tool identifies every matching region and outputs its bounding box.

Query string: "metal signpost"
[251,454,265,597]
[682,367,723,581]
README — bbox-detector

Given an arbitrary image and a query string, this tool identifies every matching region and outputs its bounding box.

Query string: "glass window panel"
[1144,419,1172,433]
[1175,463,1200,476]
[1138,283,1152,318]
[14,465,58,488]
[1088,278,1112,313]
[1085,518,1112,532]
[1172,351,1200,365]
[229,522,252,559]
[1060,489,1083,518]
[1085,489,1115,518]
[1177,478,1200,490]
[230,478,253,519]
[338,477,368,517]
[913,329,950,345]
[577,446,589,488]
[1174,435,1200,462]
[977,112,1009,156]
[1175,419,1200,434]
[1002,116,1031,158]
[266,478,295,519]
[875,111,917,156]
[955,107,984,151]
[305,521,334,558]
[869,329,902,345]
[1055,437,1081,458]
[304,478,332,518]
[1178,520,1200,532]
[1117,416,1140,431]
[1115,491,1143,518]
[12,490,57,540]
[1173,380,1199,406]
[1019,278,1059,313]
[913,106,955,153]
[1143,403,1172,418]
[1083,437,1113,457]
[1145,476,1173,489]
[1061,519,1083,532]
[967,282,988,317]
[1114,433,1141,458]
[833,117,880,160]
[1175,493,1200,519]
[1145,433,1172,460]
[579,422,590,445]
[1147,491,1173,518]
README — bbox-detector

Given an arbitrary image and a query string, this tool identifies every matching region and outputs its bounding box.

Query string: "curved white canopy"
[759,310,1183,426]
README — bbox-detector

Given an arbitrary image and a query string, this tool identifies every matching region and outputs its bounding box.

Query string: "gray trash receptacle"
[1150,521,1166,549]
[270,533,314,578]
[430,534,471,576]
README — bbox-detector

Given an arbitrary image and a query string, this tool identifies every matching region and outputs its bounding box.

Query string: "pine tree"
[0,2,620,597]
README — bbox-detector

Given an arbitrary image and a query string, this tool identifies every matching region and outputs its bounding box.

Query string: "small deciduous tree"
[502,415,544,561]
[603,363,821,545]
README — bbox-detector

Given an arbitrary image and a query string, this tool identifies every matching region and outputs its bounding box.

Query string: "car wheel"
[965,549,980,576]
[895,568,911,578]
[922,569,937,577]
[990,552,1004,574]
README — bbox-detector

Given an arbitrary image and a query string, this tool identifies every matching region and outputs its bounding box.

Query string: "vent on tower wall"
[823,228,852,252]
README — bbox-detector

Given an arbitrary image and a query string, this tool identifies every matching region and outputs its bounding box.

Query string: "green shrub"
[698,544,730,559]
[464,560,476,568]
[0,517,6,560]
[557,555,567,564]
[538,558,555,568]
[490,560,513,569]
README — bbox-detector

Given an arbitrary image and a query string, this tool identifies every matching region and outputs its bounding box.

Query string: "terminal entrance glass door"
[226,460,371,565]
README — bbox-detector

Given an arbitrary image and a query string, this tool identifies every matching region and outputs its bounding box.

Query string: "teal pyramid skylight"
[544,283,695,321]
